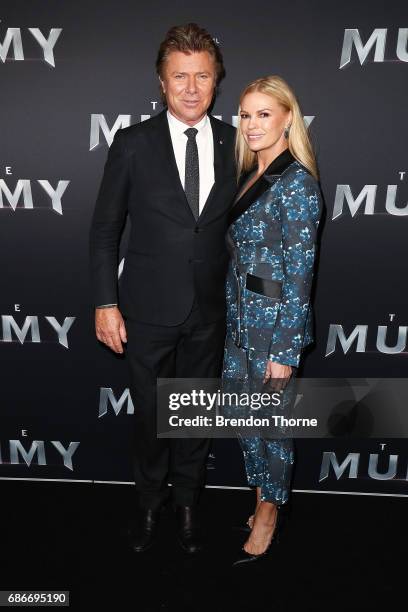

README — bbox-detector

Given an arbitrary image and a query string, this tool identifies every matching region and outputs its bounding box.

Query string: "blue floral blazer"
[225,149,322,367]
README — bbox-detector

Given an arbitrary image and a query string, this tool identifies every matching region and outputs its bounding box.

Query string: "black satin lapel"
[233,170,253,205]
[228,149,296,225]
[228,176,269,225]
[264,148,295,181]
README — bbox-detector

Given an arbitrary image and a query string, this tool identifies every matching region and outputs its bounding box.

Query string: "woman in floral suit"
[222,76,322,565]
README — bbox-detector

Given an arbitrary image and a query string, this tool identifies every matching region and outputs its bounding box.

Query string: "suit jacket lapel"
[228,149,296,225]
[153,110,226,222]
[198,114,225,220]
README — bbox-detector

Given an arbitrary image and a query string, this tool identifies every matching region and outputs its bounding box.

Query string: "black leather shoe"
[174,505,203,554]
[232,510,281,567]
[129,507,160,553]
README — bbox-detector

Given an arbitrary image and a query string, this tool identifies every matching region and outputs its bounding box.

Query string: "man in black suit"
[89,23,236,553]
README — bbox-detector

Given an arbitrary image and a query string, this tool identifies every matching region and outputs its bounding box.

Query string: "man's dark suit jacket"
[89,109,236,326]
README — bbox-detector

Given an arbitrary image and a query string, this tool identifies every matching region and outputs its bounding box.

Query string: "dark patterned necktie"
[184,127,199,220]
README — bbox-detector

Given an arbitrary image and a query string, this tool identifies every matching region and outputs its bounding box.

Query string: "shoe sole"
[132,540,155,553]
[178,539,202,554]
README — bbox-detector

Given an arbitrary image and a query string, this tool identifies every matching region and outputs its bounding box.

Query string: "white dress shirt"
[166,110,215,214]
[96,112,215,308]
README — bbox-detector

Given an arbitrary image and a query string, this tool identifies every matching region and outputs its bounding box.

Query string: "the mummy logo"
[326,316,406,356]
[0,22,62,67]
[0,440,80,471]
[0,177,70,215]
[98,387,134,417]
[319,448,404,482]
[340,28,408,68]
[332,176,408,219]
[89,113,315,150]
[1,311,75,348]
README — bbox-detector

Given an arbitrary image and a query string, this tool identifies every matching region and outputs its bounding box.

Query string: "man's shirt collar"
[167,110,208,135]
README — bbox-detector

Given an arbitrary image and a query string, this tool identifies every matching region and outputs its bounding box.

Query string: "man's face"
[160,50,217,126]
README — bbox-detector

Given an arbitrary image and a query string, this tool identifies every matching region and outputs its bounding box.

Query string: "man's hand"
[263,360,292,392]
[95,306,127,354]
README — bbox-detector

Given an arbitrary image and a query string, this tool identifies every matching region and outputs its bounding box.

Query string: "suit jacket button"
[194,227,200,233]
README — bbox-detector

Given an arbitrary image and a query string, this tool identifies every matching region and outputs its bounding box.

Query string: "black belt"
[245,273,282,299]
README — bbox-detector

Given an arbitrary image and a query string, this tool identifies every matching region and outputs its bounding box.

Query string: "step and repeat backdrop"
[1,1,407,496]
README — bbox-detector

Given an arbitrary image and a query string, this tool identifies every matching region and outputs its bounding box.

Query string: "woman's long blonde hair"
[235,75,318,180]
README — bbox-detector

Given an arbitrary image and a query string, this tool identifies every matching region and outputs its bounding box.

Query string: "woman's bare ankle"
[255,501,277,525]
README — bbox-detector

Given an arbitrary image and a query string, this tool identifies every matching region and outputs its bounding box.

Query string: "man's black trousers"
[124,302,225,510]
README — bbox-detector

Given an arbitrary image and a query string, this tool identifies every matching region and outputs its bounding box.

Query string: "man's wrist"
[96,304,118,309]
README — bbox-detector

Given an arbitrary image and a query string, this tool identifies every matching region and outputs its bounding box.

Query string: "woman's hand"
[263,360,292,391]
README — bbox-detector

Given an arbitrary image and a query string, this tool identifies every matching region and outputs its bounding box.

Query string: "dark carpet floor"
[0,481,404,611]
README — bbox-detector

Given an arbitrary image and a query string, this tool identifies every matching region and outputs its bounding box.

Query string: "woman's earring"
[284,125,291,139]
